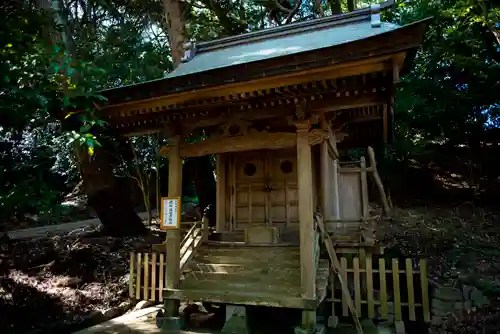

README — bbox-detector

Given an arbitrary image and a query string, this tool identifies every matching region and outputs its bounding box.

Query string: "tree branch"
[315,0,325,17]
[284,0,302,24]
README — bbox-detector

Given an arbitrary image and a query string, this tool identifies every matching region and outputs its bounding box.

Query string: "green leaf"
[80,124,92,133]
[65,111,77,119]
[94,94,108,102]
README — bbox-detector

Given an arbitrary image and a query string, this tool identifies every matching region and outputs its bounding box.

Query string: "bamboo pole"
[366,146,390,217]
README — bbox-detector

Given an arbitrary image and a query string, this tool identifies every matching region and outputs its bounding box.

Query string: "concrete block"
[156,315,181,333]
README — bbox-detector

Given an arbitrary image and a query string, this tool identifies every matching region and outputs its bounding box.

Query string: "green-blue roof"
[167,14,400,78]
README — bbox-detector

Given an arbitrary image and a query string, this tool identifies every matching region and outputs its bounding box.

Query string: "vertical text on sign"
[160,197,181,230]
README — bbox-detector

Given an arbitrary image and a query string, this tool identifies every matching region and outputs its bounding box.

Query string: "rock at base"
[221,305,249,334]
[155,312,181,334]
[133,300,155,311]
[293,324,325,334]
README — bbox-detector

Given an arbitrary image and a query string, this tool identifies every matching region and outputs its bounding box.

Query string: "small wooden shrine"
[95,2,428,333]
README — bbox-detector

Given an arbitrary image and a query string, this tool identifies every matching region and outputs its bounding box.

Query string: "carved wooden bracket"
[159,146,172,157]
[308,128,329,145]
[219,119,251,137]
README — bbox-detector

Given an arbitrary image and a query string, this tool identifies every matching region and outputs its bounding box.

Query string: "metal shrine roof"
[97,0,429,106]
[169,15,399,79]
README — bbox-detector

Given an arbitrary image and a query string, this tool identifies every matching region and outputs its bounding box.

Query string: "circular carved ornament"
[280,160,293,174]
[243,163,257,176]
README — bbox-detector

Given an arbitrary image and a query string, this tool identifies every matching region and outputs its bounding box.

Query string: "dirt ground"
[0,230,162,334]
[382,205,500,333]
[1,205,500,333]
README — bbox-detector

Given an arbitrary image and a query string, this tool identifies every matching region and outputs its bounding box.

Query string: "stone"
[432,287,462,302]
[431,315,444,326]
[377,323,394,334]
[221,305,249,334]
[329,324,358,334]
[294,327,309,334]
[118,301,132,309]
[462,284,473,298]
[314,324,326,334]
[194,301,208,313]
[133,300,154,311]
[294,325,326,334]
[394,321,405,334]
[244,226,279,244]
[431,299,456,315]
[377,303,395,323]
[102,307,121,318]
[156,315,181,333]
[54,276,82,287]
[327,315,339,328]
[470,287,489,308]
[361,319,378,334]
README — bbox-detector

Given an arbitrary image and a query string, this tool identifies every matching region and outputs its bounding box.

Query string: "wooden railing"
[328,255,431,327]
[313,212,322,274]
[180,218,207,269]
[128,216,209,301]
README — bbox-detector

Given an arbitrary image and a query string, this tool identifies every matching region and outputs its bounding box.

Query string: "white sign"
[161,197,180,230]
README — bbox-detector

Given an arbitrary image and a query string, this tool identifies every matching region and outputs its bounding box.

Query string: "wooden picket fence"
[129,252,166,301]
[328,256,431,325]
[129,220,206,301]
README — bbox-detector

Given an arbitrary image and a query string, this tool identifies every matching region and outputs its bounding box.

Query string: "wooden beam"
[163,288,319,310]
[160,130,328,158]
[295,121,316,300]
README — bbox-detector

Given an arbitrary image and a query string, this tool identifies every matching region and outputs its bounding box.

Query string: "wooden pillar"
[296,122,316,300]
[296,121,317,331]
[319,140,329,217]
[216,154,226,233]
[166,135,182,316]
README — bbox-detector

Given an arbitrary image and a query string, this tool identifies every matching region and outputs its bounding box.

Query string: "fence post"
[202,214,209,241]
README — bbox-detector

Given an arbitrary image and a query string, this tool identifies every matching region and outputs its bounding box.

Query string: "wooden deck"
[73,306,218,334]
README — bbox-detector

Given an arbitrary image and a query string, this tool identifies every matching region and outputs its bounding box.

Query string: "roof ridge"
[180,0,395,63]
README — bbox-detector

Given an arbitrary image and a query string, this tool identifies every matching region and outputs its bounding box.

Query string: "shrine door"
[228,149,299,231]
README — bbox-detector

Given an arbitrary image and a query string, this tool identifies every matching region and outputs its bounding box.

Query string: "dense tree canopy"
[1,0,499,228]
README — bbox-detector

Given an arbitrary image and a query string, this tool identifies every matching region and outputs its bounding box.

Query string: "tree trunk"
[75,146,147,236]
[184,157,217,226]
[52,0,147,237]
[347,0,355,12]
[162,0,186,68]
[328,0,341,14]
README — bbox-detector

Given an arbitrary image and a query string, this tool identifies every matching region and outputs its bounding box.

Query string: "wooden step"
[192,254,300,266]
[184,262,301,276]
[199,245,300,255]
[193,246,300,265]
[182,269,301,285]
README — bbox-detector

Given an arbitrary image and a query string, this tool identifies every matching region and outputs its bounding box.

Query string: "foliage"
[381,0,500,198]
